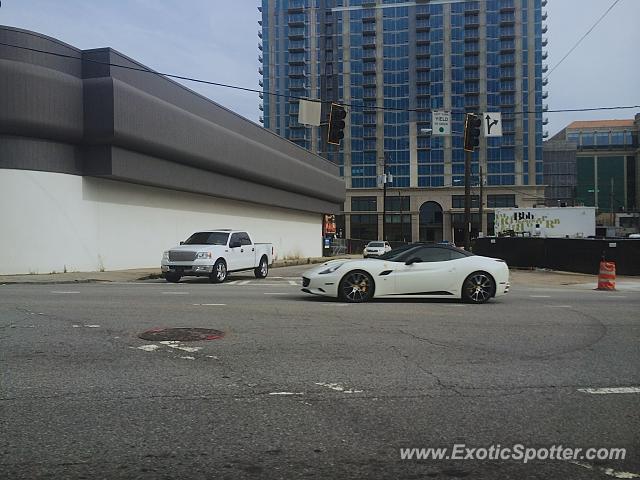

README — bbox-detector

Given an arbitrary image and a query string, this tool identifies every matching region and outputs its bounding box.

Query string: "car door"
[394,246,457,295]
[238,232,256,270]
[226,233,245,271]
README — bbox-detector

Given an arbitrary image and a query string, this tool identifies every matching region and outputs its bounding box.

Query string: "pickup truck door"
[228,232,255,271]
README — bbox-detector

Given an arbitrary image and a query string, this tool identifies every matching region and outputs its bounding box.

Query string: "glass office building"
[259,0,548,242]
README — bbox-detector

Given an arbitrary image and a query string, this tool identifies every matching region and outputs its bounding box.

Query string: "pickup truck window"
[184,232,229,245]
[239,233,252,246]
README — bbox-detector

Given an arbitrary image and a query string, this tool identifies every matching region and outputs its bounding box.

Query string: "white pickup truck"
[161,230,274,283]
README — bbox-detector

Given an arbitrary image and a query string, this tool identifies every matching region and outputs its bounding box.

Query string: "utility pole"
[381,155,391,241]
[398,190,404,242]
[610,177,614,227]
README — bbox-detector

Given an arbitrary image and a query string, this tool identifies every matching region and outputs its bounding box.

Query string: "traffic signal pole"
[464,149,472,250]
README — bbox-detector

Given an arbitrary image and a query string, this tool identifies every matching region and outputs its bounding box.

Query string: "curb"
[136,256,350,281]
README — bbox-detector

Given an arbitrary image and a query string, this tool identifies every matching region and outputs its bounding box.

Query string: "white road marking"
[315,382,363,394]
[238,280,251,285]
[72,324,81,328]
[529,295,551,298]
[268,392,304,396]
[264,293,289,295]
[578,387,640,395]
[571,461,639,479]
[206,355,219,359]
[179,356,195,360]
[547,305,573,308]
[84,324,100,328]
[51,291,80,294]
[158,341,202,353]
[193,303,227,306]
[136,344,160,352]
[320,303,350,307]
[288,280,299,285]
[162,291,189,295]
[226,280,239,285]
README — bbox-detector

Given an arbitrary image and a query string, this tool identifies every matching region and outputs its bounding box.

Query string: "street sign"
[483,112,502,137]
[431,111,451,136]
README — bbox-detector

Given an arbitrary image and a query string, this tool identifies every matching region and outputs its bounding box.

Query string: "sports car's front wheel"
[462,271,495,304]
[338,270,375,303]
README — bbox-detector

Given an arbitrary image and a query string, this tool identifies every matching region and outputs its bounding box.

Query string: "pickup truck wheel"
[254,256,269,278]
[209,259,227,283]
[165,273,181,283]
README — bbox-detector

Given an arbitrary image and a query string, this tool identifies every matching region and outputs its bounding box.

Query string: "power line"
[545,0,622,78]
[0,38,638,117]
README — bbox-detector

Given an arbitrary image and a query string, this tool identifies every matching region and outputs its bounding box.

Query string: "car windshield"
[183,232,230,245]
[374,244,421,261]
[368,242,384,247]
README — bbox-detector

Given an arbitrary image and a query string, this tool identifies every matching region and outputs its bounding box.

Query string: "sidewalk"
[0,256,359,284]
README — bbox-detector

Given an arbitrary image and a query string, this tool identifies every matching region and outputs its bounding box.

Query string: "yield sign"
[431,111,451,136]
[483,112,503,137]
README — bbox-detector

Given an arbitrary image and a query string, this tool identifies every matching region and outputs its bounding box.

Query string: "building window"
[487,194,516,208]
[384,196,410,212]
[452,195,480,209]
[351,196,377,212]
[350,214,378,240]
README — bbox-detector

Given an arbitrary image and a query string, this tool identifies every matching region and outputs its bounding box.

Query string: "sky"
[1,0,638,136]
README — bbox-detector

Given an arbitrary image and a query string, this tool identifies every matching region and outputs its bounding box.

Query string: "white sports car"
[301,243,509,304]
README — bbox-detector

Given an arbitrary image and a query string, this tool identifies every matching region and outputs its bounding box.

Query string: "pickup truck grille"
[168,250,197,262]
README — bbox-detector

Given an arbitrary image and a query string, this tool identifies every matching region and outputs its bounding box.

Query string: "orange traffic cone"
[596,260,616,291]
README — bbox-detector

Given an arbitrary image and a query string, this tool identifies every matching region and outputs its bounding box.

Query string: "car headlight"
[319,262,345,274]
[162,251,169,260]
[196,252,212,259]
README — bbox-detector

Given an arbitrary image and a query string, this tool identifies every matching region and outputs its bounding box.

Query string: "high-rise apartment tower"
[259,0,548,242]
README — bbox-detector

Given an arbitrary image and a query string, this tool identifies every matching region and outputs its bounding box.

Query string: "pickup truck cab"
[161,230,274,283]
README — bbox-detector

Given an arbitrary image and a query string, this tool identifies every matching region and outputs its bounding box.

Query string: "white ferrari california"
[301,243,509,304]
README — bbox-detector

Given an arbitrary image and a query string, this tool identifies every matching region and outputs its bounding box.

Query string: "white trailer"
[494,207,596,238]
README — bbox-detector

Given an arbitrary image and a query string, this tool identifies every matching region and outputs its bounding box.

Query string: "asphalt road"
[1,265,639,479]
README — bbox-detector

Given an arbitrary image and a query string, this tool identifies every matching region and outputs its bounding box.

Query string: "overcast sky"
[1,0,638,135]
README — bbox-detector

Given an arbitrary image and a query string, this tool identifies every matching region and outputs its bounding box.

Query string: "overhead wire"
[0,38,638,117]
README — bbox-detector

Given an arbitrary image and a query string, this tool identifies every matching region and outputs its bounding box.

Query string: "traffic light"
[327,103,347,145]
[463,113,482,152]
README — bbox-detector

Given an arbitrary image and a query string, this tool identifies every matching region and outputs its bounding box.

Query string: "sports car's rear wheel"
[338,270,375,303]
[462,271,495,304]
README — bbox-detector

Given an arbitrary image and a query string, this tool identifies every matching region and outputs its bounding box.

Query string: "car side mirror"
[179,241,185,245]
[405,257,422,265]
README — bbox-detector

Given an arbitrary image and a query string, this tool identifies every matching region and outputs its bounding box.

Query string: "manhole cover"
[138,327,225,342]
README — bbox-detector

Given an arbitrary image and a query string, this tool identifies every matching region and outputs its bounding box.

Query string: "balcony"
[288,0,304,12]
[416,45,430,57]
[258,79,263,87]
[363,23,376,35]
[543,117,549,125]
[258,91,263,99]
[288,27,305,39]
[542,63,549,73]
[363,37,377,48]
[257,5,262,12]
[416,19,429,31]
[542,37,548,46]
[288,53,306,65]
[288,40,305,52]
[542,50,548,60]
[258,67,263,75]
[543,104,549,111]
[287,14,305,26]
[543,130,549,139]
[259,103,263,111]
[258,55,263,63]
[542,91,549,99]
[258,30,262,39]
[542,77,549,86]
[542,10,548,20]
[259,115,264,124]
[542,24,548,34]
[258,43,263,51]
[288,66,306,77]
